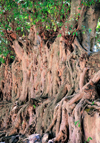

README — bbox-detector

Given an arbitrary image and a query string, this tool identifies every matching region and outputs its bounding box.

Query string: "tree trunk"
[0,1,100,143]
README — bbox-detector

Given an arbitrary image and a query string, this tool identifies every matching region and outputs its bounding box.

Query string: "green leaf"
[54,26,56,31]
[78,13,80,16]
[89,28,92,33]
[0,11,3,14]
[42,19,45,22]
[1,32,4,36]
[19,15,23,19]
[87,138,90,142]
[69,27,72,30]
[3,52,8,57]
[74,120,79,126]
[89,137,92,140]
[10,56,15,59]
[58,51,60,56]
[76,32,78,36]
[49,3,51,7]
[33,105,36,108]
[48,9,51,13]
[61,8,64,13]
[78,123,80,127]
[78,7,81,10]
[82,31,85,34]
[46,25,48,29]
[87,137,92,142]
[16,27,21,30]
[1,58,5,63]
[58,34,62,37]
[5,24,8,28]
[72,32,75,36]
[58,22,63,27]
[92,101,94,105]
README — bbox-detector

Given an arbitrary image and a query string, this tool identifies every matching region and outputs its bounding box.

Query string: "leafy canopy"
[0,0,100,63]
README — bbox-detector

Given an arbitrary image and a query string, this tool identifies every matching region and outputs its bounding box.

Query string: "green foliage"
[92,101,94,105]
[58,34,62,37]
[0,0,71,63]
[58,51,60,56]
[33,105,36,108]
[96,20,100,32]
[84,137,92,143]
[0,34,12,64]
[74,120,81,127]
[74,120,79,126]
[88,28,92,33]
[0,0,100,63]
[95,19,100,44]
[0,57,5,63]
[72,30,78,36]
[81,0,97,6]
[78,123,81,127]
[0,0,71,32]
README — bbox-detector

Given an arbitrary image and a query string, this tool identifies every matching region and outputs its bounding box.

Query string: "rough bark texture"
[0,1,100,143]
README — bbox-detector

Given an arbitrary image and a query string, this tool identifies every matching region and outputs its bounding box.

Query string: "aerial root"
[46,113,57,133]
[54,101,68,142]
[56,102,62,136]
[47,70,100,142]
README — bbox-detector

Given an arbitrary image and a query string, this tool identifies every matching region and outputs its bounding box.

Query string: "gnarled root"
[47,70,100,143]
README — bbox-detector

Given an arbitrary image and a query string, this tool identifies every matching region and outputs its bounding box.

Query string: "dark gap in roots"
[26,41,29,46]
[64,36,74,53]
[67,124,69,142]
[18,41,23,47]
[81,118,85,143]
[33,108,36,114]
[20,114,23,124]
[17,128,19,134]
[78,30,83,44]
[64,44,67,55]
[2,81,4,89]
[47,42,50,49]
[70,45,74,52]
[26,91,29,102]
[26,113,29,122]
[46,35,58,49]
[49,131,56,141]
[0,89,3,101]
[29,124,36,134]
[57,82,59,89]
[9,58,15,65]
[49,36,57,44]
[96,80,100,96]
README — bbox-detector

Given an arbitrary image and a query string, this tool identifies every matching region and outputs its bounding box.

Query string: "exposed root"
[47,70,100,143]
[1,21,100,143]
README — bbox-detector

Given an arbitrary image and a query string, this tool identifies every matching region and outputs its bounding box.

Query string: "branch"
[12,40,24,60]
[74,37,87,54]
[79,67,89,91]
[68,70,100,106]
[92,70,100,83]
